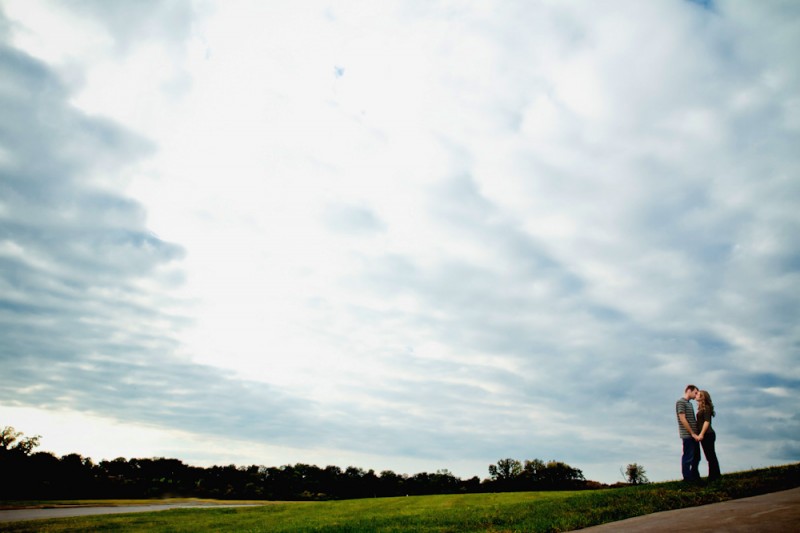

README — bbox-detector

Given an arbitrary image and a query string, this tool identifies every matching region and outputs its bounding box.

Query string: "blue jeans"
[682,437,701,481]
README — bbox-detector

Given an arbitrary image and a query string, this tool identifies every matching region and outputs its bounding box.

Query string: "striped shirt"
[676,398,697,438]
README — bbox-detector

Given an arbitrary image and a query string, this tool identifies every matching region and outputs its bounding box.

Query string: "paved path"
[0,502,262,523]
[575,487,800,532]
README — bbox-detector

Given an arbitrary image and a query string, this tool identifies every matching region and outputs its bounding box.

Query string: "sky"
[0,0,798,485]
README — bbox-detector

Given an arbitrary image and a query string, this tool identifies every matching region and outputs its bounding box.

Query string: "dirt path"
[575,486,800,532]
[0,502,262,523]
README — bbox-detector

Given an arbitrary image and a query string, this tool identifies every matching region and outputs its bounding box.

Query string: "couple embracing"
[676,384,721,482]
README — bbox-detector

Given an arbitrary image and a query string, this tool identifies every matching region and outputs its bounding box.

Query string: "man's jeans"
[682,437,701,481]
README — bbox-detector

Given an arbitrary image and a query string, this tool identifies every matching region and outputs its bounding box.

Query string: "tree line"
[2,426,602,500]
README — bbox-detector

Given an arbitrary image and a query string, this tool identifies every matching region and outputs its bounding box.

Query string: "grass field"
[0,498,271,511]
[3,463,798,532]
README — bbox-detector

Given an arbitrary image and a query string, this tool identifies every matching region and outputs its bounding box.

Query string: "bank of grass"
[4,463,798,532]
[0,498,270,511]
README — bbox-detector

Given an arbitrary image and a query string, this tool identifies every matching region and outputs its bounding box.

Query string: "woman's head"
[698,390,716,417]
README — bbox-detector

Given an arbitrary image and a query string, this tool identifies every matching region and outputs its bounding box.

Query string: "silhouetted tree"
[2,425,602,500]
[489,458,523,481]
[488,458,523,490]
[318,465,344,498]
[522,458,545,482]
[624,463,649,485]
[1,426,41,455]
[486,458,587,491]
[1,427,46,499]
[538,460,585,489]
[377,470,404,496]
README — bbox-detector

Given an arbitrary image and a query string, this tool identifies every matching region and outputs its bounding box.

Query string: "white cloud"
[1,0,799,484]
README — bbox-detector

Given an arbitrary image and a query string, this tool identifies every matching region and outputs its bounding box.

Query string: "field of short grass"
[3,463,798,532]
[0,498,269,510]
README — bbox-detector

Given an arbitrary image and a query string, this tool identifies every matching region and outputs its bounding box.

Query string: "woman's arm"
[699,420,710,439]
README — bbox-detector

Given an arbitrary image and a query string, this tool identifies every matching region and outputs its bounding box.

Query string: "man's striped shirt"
[676,398,697,438]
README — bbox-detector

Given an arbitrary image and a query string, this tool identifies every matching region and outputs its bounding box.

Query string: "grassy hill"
[4,463,799,532]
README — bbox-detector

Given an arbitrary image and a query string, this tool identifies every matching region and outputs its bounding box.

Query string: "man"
[676,384,701,481]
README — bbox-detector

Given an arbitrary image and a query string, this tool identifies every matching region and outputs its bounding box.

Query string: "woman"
[696,390,721,481]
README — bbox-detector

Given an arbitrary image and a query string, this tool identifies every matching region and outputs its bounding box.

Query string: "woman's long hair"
[698,390,716,417]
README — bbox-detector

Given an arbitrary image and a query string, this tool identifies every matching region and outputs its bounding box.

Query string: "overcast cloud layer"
[1,0,798,483]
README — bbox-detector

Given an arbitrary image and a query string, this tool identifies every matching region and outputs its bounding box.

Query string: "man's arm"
[678,413,698,439]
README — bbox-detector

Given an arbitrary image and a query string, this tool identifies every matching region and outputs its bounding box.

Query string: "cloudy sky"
[1,0,798,484]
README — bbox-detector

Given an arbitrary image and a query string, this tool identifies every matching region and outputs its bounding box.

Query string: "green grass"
[0,498,271,510]
[3,463,798,532]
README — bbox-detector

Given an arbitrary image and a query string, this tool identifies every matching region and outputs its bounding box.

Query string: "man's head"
[685,384,698,400]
